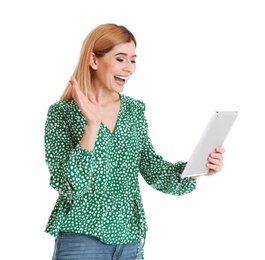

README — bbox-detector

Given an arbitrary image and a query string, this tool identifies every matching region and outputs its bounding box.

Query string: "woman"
[44,23,224,260]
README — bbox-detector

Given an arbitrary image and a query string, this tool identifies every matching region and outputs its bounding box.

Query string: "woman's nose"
[123,62,135,74]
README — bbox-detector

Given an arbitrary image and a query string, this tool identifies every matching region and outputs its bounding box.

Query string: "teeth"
[115,75,129,81]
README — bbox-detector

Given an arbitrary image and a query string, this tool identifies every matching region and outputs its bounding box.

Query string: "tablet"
[181,111,238,178]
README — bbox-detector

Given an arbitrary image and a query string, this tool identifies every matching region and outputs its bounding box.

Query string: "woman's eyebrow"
[115,52,137,58]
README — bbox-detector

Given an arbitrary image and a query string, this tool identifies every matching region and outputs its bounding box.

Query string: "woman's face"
[92,41,136,93]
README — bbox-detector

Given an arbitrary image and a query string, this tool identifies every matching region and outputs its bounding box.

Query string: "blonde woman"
[44,23,225,260]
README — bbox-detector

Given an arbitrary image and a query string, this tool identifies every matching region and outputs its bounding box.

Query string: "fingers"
[215,146,225,154]
[69,75,78,87]
[205,146,225,176]
[206,162,222,175]
[206,161,223,172]
[70,76,97,105]
[208,156,223,166]
[208,146,224,165]
[68,76,102,126]
[209,152,223,161]
[70,76,81,101]
[207,153,223,168]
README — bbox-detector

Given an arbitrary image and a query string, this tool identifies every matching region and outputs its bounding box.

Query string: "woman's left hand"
[205,146,225,176]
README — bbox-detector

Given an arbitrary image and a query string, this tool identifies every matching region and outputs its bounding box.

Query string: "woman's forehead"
[110,41,136,56]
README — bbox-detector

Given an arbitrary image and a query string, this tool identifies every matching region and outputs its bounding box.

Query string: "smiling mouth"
[114,75,129,82]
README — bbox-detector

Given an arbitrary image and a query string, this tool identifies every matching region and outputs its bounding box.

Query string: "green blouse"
[44,94,196,245]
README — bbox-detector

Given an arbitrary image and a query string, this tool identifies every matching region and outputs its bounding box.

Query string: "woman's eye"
[131,60,136,63]
[116,58,124,62]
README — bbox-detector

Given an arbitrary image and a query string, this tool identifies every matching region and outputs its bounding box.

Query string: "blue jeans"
[52,232,144,260]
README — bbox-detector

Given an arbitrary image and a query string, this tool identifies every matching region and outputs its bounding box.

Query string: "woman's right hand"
[70,76,103,127]
[70,76,102,151]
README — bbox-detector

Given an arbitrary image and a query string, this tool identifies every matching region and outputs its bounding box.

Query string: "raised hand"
[69,76,103,151]
[70,76,103,127]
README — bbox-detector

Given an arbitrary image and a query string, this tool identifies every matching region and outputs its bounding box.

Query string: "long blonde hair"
[60,23,137,101]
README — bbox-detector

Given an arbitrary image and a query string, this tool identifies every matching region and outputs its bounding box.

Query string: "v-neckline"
[100,94,123,136]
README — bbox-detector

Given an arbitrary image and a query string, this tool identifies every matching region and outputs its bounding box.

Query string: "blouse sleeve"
[138,103,196,196]
[44,103,95,200]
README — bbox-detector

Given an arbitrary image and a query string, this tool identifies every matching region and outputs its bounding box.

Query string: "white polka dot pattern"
[44,94,196,245]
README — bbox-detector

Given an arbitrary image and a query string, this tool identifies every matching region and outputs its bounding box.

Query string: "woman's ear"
[90,53,98,70]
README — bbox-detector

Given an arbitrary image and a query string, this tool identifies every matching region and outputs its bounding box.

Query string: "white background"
[1,0,264,259]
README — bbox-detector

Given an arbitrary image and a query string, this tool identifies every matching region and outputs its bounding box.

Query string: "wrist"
[80,123,101,151]
[84,123,101,132]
